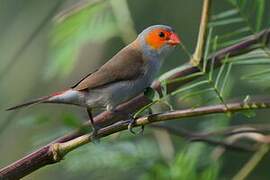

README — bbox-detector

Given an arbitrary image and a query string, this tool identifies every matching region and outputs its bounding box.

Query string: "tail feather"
[6,95,52,111]
[6,89,79,111]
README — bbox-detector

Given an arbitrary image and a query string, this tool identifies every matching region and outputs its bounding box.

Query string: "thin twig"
[190,0,211,66]
[151,124,270,152]
[232,145,269,180]
[211,130,270,160]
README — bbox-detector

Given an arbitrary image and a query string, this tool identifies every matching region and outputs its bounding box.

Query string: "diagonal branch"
[2,96,270,179]
[232,145,269,180]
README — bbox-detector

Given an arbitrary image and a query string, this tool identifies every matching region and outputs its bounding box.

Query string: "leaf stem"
[191,0,212,66]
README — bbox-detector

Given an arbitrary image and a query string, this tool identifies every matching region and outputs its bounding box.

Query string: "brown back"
[72,42,144,91]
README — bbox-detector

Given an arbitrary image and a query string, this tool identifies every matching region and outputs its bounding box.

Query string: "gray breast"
[85,59,161,110]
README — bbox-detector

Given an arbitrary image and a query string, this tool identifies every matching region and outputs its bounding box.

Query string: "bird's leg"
[86,108,99,141]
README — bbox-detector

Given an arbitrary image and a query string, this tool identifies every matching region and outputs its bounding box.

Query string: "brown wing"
[72,44,144,91]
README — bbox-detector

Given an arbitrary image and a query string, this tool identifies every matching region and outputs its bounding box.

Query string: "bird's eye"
[159,32,165,38]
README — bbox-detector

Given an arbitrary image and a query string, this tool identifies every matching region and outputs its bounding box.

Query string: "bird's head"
[137,25,180,59]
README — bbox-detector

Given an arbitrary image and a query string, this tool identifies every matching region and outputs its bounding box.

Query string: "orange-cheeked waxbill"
[7,25,181,137]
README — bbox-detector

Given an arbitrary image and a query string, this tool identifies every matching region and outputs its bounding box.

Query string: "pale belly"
[85,60,161,110]
[85,76,151,110]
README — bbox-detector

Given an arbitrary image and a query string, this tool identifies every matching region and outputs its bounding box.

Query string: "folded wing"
[72,45,144,91]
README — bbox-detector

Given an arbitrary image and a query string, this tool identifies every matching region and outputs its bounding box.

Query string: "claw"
[128,118,144,135]
[128,108,150,135]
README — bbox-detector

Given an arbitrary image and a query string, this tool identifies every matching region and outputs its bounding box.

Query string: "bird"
[6,24,180,139]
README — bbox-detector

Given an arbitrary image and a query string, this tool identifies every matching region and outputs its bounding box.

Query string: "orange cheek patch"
[146,29,169,49]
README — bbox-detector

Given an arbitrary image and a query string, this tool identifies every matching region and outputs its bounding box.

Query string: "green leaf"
[209,17,243,27]
[160,81,168,96]
[227,0,267,32]
[241,69,270,80]
[255,0,265,31]
[171,80,210,96]
[240,110,256,118]
[144,87,160,101]
[211,9,238,21]
[181,88,214,101]
[218,27,250,41]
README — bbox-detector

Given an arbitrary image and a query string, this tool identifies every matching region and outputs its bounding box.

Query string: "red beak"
[168,33,181,46]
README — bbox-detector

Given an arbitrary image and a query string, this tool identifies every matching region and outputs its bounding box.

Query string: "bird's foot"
[108,109,145,135]
[128,117,144,135]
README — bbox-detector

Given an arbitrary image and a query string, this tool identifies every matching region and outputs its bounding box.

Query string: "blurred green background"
[1,0,270,179]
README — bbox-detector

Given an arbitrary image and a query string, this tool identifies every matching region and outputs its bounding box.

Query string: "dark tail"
[6,95,52,111]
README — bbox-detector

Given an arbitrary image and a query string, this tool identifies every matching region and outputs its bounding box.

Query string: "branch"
[151,124,270,152]
[211,127,270,160]
[2,96,270,179]
[190,0,211,66]
[232,145,269,180]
